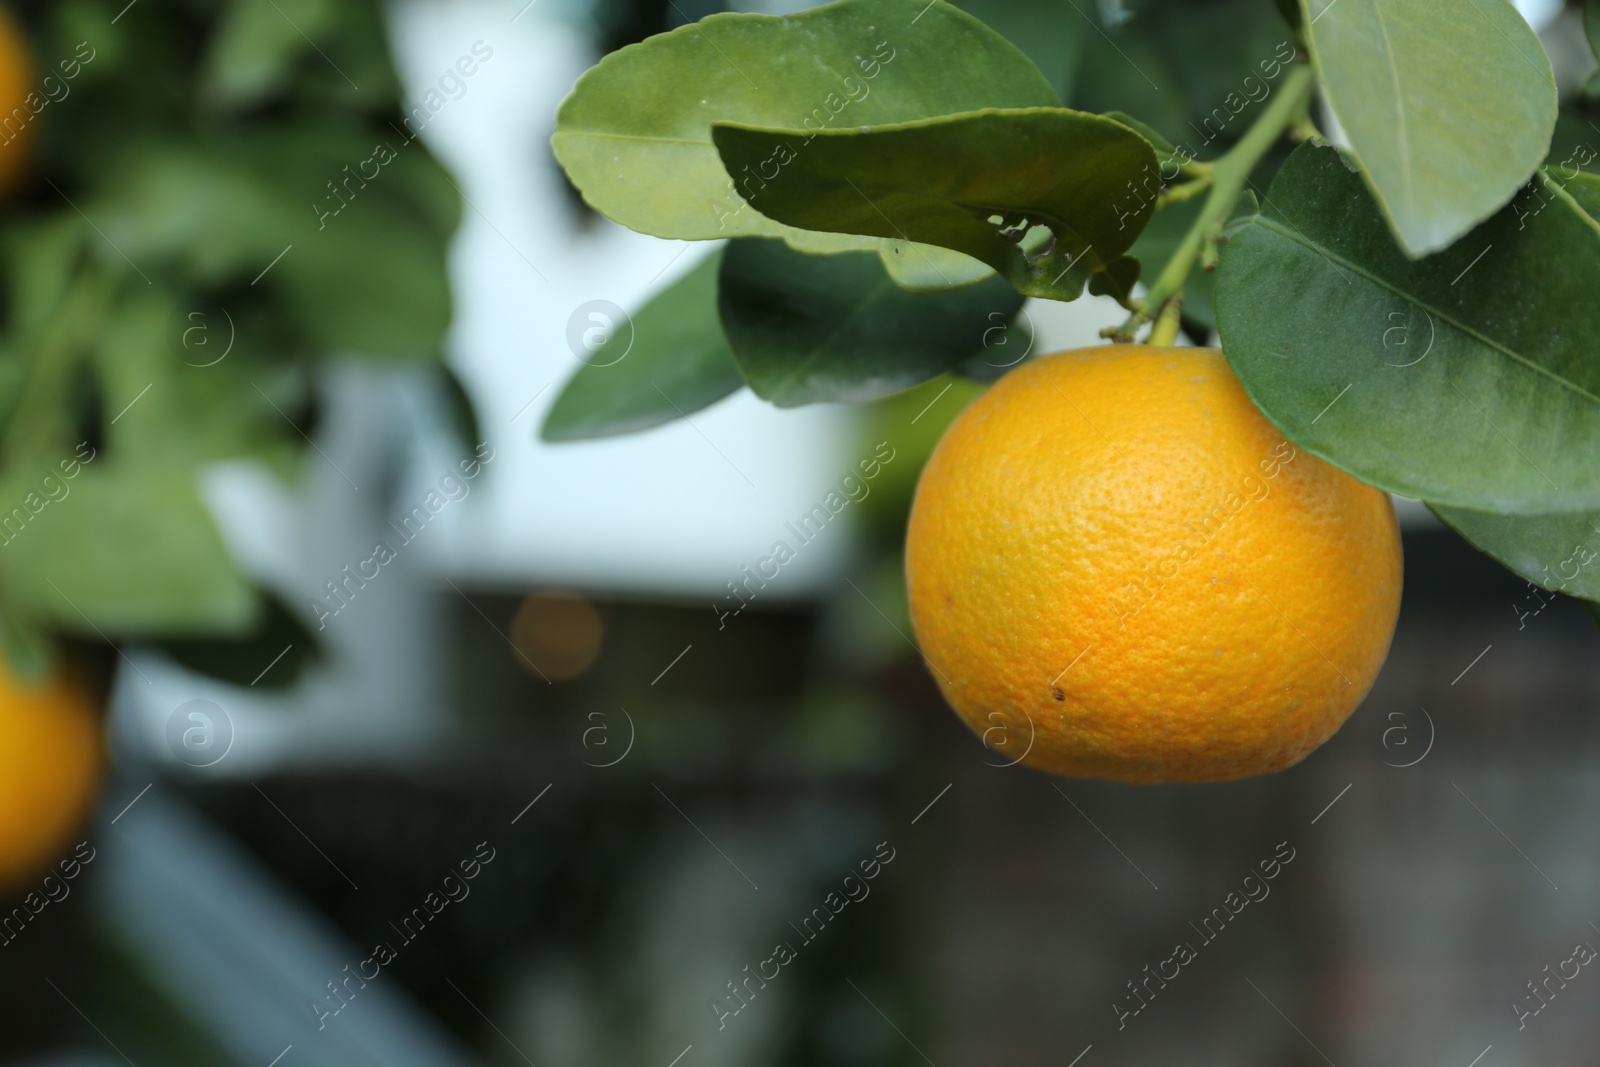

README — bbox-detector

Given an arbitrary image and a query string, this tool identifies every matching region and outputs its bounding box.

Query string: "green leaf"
[202,0,336,110]
[711,108,1157,302]
[717,239,1023,407]
[1216,143,1600,512]
[1430,504,1600,603]
[158,594,323,689]
[542,250,745,441]
[0,464,258,636]
[1587,0,1600,63]
[1103,110,1176,158]
[1299,0,1557,256]
[550,0,1059,281]
[437,364,482,458]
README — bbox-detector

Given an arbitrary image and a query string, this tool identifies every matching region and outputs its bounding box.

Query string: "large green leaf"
[202,0,336,110]
[0,465,257,636]
[1216,144,1600,512]
[1587,0,1600,63]
[718,239,1023,407]
[542,250,745,441]
[550,0,1059,283]
[1299,0,1557,256]
[1430,504,1600,603]
[711,108,1157,302]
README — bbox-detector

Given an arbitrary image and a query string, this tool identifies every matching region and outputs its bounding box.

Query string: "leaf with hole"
[550,0,1059,286]
[1299,0,1557,256]
[1216,143,1600,512]
[712,108,1157,302]
[718,239,1024,407]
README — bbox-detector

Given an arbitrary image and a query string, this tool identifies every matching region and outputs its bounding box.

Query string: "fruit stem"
[1147,294,1184,346]
[1110,63,1315,345]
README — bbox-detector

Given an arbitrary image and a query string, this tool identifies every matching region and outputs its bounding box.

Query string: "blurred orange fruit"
[905,346,1402,783]
[511,590,604,681]
[0,6,32,198]
[0,661,101,886]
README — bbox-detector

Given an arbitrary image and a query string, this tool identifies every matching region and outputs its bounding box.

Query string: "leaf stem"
[1110,63,1315,345]
[1156,177,1211,207]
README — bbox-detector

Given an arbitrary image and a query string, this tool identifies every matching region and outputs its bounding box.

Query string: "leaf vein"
[1251,215,1600,410]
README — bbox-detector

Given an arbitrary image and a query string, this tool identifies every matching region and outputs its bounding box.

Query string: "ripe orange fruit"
[0,6,32,198]
[905,345,1402,783]
[0,662,101,886]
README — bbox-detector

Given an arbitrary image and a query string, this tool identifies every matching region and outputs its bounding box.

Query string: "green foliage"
[1430,505,1600,603]
[711,109,1156,302]
[543,252,743,441]
[158,595,323,689]
[718,238,1023,406]
[0,0,461,675]
[550,0,1060,280]
[547,0,1600,606]
[1298,0,1557,256]
[1217,144,1600,513]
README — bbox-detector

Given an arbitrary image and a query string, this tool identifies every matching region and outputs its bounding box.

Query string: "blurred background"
[1,0,1598,1065]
